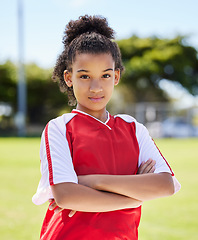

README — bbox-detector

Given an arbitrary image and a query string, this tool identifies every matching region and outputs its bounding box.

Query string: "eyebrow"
[103,68,113,72]
[77,68,113,73]
[77,69,89,73]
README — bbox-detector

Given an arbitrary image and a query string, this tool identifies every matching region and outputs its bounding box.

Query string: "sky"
[1,0,198,69]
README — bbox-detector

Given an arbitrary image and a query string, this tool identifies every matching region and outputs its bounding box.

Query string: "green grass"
[139,138,198,240]
[0,138,197,239]
[0,138,47,240]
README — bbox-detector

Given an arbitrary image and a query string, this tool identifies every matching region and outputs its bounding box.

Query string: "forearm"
[51,182,142,213]
[80,173,174,202]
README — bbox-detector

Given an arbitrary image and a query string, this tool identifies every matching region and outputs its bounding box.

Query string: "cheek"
[72,82,87,99]
[104,81,115,93]
[72,86,80,99]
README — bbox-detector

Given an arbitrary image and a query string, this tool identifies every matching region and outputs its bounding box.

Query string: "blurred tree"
[25,64,69,124]
[0,61,17,106]
[117,35,198,102]
[0,61,17,133]
[0,62,69,126]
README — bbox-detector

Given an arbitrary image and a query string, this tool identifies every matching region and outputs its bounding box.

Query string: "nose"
[90,79,102,93]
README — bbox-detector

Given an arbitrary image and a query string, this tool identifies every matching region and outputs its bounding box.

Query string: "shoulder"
[45,113,77,135]
[114,114,137,123]
[114,114,148,137]
[50,112,77,125]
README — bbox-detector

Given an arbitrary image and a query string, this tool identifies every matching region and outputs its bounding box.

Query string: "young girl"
[32,15,180,240]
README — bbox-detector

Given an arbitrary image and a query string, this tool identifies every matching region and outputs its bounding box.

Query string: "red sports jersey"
[33,109,180,240]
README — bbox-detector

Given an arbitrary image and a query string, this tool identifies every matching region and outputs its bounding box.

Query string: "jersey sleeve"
[32,115,78,205]
[136,121,181,193]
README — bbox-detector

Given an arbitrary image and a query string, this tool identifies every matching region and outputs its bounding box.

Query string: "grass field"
[0,137,197,240]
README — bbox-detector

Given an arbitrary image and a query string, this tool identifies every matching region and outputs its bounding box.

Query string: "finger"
[138,159,153,174]
[68,210,76,218]
[138,159,155,174]
[48,198,54,203]
[149,165,155,173]
[143,160,156,173]
[137,161,145,174]
[143,160,155,173]
[49,201,58,210]
[54,207,64,214]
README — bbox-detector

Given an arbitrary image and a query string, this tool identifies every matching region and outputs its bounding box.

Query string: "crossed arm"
[49,159,174,215]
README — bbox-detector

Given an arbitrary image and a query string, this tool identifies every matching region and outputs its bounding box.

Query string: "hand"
[137,158,156,174]
[48,199,76,217]
[48,198,63,213]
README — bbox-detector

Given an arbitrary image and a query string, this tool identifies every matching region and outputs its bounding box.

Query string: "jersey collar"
[71,109,113,130]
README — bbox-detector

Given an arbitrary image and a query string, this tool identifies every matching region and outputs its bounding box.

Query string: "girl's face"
[64,53,120,122]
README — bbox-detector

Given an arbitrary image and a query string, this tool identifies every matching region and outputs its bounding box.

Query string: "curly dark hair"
[52,15,124,106]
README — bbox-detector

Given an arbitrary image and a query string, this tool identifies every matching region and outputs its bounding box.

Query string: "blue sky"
[1,0,198,68]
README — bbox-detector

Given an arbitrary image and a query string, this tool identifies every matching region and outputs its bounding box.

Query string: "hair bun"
[63,15,115,45]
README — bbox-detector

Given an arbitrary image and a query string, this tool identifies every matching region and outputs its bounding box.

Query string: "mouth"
[88,96,104,102]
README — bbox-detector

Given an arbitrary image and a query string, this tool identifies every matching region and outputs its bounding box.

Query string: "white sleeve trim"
[114,114,136,123]
[32,113,78,205]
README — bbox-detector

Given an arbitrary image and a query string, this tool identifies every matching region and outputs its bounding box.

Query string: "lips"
[88,96,104,102]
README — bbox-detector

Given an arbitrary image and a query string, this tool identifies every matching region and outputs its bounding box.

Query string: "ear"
[114,69,120,86]
[64,70,73,87]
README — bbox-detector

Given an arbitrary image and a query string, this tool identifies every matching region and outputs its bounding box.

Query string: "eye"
[102,74,111,78]
[80,75,90,79]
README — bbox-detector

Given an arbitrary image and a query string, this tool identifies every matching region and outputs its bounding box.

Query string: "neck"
[76,105,108,123]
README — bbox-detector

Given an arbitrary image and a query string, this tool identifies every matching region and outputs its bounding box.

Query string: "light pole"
[16,0,27,136]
